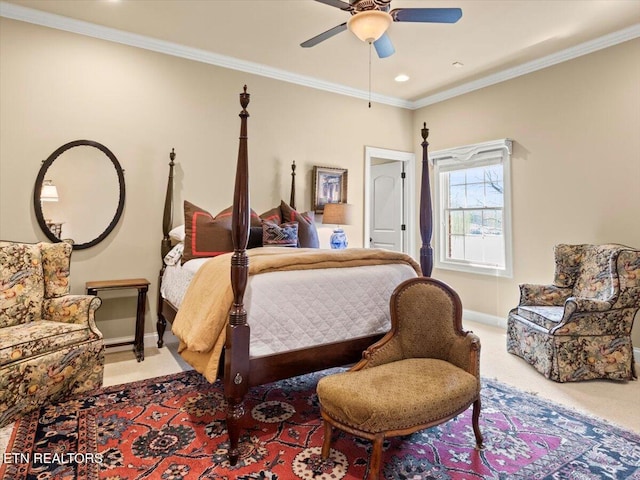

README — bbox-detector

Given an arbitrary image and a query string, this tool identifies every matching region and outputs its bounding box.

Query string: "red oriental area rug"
[1,368,639,479]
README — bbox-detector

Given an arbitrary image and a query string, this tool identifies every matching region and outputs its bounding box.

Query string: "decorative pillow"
[262,220,298,247]
[169,225,185,243]
[164,243,184,266]
[0,243,44,328]
[183,201,234,263]
[183,201,262,263]
[280,200,320,248]
[215,206,262,228]
[39,241,72,298]
[260,206,282,225]
[248,227,264,249]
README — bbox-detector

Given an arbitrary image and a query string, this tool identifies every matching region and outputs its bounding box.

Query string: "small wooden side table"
[86,278,150,362]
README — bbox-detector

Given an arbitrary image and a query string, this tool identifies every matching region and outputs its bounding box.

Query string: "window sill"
[435,261,513,278]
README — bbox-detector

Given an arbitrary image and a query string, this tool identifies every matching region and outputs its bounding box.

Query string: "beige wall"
[414,38,640,344]
[0,19,413,340]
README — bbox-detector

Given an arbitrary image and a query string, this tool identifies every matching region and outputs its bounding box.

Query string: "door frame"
[364,146,416,257]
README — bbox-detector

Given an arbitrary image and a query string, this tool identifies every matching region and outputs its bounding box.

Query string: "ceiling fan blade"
[314,0,353,10]
[300,22,348,48]
[374,33,395,58]
[390,8,463,23]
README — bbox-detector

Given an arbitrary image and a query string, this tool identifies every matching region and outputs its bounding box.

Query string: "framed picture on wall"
[312,166,348,214]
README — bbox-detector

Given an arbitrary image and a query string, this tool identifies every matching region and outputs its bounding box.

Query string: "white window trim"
[431,138,513,278]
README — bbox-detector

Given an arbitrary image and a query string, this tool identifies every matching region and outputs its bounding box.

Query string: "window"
[432,139,513,277]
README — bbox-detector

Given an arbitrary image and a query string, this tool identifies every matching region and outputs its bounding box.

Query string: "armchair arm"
[563,296,612,315]
[43,295,102,335]
[447,332,481,377]
[614,286,640,309]
[519,284,572,306]
[351,333,404,371]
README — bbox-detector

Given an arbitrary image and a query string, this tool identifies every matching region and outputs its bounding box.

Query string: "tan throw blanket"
[172,247,421,382]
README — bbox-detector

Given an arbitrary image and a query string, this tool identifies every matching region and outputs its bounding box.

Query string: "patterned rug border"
[481,375,640,439]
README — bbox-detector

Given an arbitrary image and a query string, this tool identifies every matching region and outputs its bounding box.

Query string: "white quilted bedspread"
[161,260,417,357]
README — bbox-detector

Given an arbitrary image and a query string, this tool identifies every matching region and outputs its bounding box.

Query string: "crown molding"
[1,2,638,111]
[413,23,640,109]
[0,1,412,109]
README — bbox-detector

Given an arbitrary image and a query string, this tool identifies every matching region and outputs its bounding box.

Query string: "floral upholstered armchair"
[507,243,639,382]
[0,241,104,427]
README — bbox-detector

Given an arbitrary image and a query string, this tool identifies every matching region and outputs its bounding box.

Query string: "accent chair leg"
[472,398,484,449]
[368,434,384,480]
[321,419,333,458]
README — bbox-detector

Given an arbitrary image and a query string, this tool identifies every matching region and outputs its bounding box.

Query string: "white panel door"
[370,161,404,252]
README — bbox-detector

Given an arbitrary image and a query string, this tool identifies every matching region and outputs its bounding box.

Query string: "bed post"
[290,160,296,210]
[419,123,433,276]
[225,86,252,465]
[157,148,176,348]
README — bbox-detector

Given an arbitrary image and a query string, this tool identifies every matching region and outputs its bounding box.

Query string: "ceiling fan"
[301,0,462,58]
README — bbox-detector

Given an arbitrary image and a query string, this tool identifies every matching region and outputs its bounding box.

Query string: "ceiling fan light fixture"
[347,10,392,43]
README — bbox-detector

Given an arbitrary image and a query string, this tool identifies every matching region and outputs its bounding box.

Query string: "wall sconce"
[322,203,354,249]
[40,180,59,202]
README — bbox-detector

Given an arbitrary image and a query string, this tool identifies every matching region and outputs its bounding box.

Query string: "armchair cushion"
[0,243,44,327]
[516,306,563,330]
[0,320,97,367]
[318,358,478,434]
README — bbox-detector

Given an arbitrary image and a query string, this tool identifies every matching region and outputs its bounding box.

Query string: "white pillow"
[163,243,184,266]
[169,224,185,243]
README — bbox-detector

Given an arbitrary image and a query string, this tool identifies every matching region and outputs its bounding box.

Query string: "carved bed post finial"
[225,85,252,466]
[419,122,434,276]
[290,161,297,210]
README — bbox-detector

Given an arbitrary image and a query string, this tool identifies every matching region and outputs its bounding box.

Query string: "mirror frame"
[34,140,126,250]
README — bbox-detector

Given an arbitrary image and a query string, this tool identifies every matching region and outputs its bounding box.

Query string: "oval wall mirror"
[34,140,125,250]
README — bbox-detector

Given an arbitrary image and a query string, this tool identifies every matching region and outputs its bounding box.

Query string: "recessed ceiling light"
[394,74,410,82]
[452,62,464,68]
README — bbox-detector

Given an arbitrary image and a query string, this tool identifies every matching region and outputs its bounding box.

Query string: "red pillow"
[183,201,260,263]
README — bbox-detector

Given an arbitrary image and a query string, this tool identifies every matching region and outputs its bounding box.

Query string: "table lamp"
[322,203,353,249]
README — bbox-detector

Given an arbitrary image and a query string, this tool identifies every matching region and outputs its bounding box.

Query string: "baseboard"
[103,330,179,353]
[463,309,508,329]
[463,309,640,364]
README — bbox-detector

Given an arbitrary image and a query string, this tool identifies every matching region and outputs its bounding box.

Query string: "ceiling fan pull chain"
[368,41,372,108]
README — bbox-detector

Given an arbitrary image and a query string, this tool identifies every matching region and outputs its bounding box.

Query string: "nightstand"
[86,278,150,362]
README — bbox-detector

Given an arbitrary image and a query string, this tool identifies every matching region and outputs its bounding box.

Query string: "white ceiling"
[2,0,640,108]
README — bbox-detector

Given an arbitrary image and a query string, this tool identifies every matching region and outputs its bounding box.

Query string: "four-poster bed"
[156,86,434,464]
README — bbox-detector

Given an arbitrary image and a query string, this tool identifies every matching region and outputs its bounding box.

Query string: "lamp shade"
[347,10,392,43]
[322,203,353,226]
[40,180,59,202]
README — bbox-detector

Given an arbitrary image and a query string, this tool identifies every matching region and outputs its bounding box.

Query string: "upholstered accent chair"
[0,241,104,427]
[507,243,639,383]
[316,277,482,480]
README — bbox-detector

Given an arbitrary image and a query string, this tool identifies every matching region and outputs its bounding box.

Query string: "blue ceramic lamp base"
[330,228,348,249]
